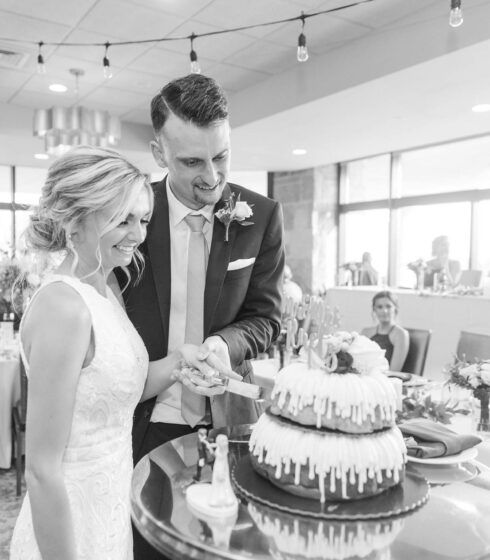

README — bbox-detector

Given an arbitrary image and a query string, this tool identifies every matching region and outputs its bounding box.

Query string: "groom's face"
[151,112,231,210]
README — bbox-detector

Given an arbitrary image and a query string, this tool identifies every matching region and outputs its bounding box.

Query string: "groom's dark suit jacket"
[123,178,285,460]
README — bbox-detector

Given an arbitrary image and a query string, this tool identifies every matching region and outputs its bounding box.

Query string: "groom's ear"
[150,139,166,168]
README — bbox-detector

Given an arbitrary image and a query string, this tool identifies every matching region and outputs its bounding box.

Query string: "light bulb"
[449,0,463,27]
[37,54,46,74]
[190,49,201,74]
[297,32,309,62]
[103,57,113,79]
[190,60,201,74]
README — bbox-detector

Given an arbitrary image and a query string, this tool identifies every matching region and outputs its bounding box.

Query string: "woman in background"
[362,290,409,372]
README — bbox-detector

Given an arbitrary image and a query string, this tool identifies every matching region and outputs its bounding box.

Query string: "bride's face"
[74,188,152,273]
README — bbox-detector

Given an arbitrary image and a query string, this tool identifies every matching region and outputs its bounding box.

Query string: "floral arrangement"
[396,393,468,425]
[215,192,254,242]
[446,358,490,431]
[446,358,490,391]
[339,261,361,272]
[0,255,41,317]
[407,258,427,274]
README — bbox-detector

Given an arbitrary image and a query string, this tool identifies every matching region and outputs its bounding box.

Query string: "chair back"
[402,328,432,376]
[459,270,482,288]
[456,331,490,363]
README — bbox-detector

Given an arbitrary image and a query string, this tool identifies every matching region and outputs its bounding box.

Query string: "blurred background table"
[131,425,490,560]
[326,286,490,381]
[0,356,20,469]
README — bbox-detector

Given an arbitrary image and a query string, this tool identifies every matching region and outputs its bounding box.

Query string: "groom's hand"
[198,336,238,379]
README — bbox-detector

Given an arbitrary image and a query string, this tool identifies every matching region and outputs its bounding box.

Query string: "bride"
[9,146,235,560]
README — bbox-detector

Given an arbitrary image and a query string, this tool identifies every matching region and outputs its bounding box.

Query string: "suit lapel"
[147,178,171,347]
[204,184,236,336]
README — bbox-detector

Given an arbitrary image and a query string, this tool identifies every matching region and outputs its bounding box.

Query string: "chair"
[459,270,482,288]
[402,328,432,376]
[456,331,490,363]
[12,359,27,496]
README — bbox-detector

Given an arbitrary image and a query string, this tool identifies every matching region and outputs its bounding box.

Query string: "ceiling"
[2,0,490,174]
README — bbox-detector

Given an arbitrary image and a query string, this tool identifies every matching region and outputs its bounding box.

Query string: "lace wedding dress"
[10,275,148,560]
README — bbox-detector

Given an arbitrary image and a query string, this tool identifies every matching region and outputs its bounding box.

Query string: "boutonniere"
[214,192,254,242]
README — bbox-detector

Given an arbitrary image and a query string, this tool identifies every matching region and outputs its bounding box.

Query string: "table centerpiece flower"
[407,258,428,291]
[446,359,490,432]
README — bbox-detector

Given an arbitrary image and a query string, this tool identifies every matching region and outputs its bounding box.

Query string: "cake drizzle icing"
[271,364,397,428]
[249,413,407,502]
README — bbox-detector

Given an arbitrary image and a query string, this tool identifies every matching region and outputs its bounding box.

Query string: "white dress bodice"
[10,275,149,560]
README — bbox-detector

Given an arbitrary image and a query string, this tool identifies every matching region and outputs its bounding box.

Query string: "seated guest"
[361,291,409,372]
[424,235,461,288]
[359,252,379,286]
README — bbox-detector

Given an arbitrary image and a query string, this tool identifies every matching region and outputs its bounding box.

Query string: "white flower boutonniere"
[215,192,254,242]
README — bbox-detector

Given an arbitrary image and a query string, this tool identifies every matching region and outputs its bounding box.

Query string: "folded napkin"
[399,418,482,458]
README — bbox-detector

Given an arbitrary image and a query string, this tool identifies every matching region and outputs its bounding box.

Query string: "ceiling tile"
[106,69,164,95]
[224,39,294,75]
[127,46,206,79]
[0,68,31,90]
[77,0,183,40]
[205,62,269,93]
[0,11,72,42]
[0,85,19,103]
[30,53,116,85]
[124,0,213,19]
[194,0,304,39]
[265,13,370,53]
[81,86,146,109]
[59,29,150,68]
[160,20,257,62]
[10,88,75,109]
[0,0,98,27]
[332,0,440,29]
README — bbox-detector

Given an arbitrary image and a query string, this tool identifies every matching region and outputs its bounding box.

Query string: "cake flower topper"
[215,192,254,242]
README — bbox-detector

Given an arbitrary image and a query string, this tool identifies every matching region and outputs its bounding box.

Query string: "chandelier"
[33,69,121,156]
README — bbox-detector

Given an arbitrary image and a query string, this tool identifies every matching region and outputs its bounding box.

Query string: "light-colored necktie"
[181,214,207,427]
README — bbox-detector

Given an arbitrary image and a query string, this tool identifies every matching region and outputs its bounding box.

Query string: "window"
[473,200,490,274]
[399,136,490,197]
[0,166,11,203]
[340,209,389,284]
[14,210,32,252]
[0,210,12,253]
[15,167,47,206]
[395,202,471,288]
[341,155,390,204]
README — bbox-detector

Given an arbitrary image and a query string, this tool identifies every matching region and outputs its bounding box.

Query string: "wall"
[272,164,338,293]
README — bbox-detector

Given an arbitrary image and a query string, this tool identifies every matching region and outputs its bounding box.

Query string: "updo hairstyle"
[24,145,153,282]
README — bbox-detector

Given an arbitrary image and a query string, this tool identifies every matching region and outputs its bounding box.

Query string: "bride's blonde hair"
[24,145,153,285]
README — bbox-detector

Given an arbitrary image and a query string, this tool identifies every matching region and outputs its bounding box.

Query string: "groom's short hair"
[151,74,228,133]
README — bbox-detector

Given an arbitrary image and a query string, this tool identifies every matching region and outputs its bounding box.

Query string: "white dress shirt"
[151,182,214,424]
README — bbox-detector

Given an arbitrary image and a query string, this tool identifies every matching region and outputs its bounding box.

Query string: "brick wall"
[272,164,338,293]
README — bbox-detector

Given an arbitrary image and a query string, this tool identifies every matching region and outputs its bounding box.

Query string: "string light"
[449,0,463,27]
[189,34,201,74]
[297,12,309,62]
[103,42,113,79]
[37,41,46,74]
[0,1,381,76]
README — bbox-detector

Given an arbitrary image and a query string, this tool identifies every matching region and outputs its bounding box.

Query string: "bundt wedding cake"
[249,332,407,502]
[248,501,405,560]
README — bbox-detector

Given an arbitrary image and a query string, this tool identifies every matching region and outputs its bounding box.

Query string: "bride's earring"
[66,233,74,252]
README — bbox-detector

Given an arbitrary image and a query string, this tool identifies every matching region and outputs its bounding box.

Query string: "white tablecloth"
[0,358,20,468]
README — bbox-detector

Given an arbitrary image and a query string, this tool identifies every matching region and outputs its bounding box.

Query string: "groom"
[124,74,285,466]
